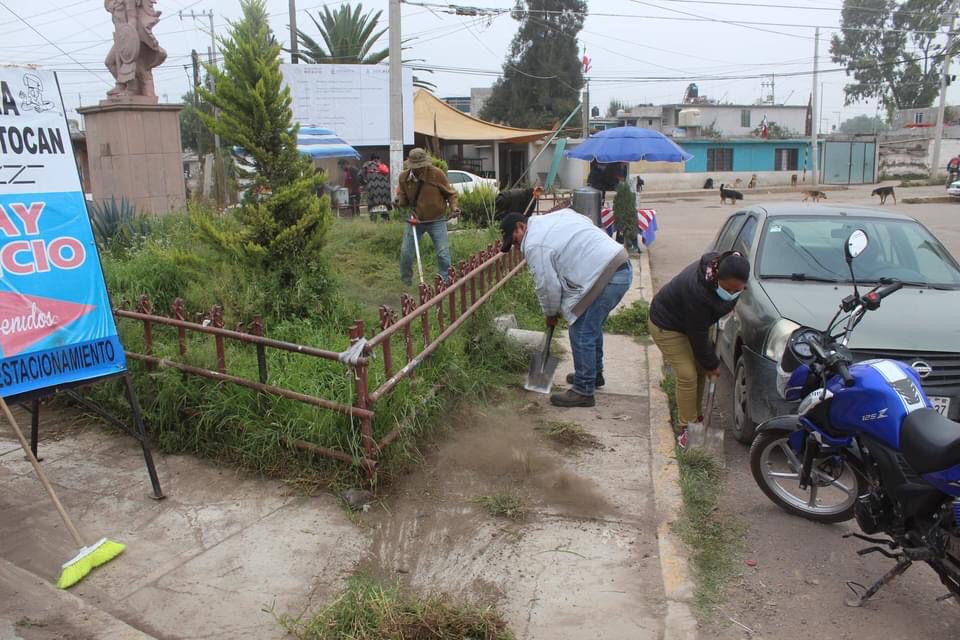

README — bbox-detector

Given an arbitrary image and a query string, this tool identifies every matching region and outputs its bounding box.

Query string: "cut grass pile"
[536,421,601,449]
[279,575,514,640]
[469,491,528,520]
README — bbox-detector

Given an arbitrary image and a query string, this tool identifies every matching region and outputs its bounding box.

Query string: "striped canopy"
[296,126,361,160]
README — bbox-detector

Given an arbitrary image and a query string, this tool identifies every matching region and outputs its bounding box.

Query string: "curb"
[639,250,699,640]
[0,558,157,639]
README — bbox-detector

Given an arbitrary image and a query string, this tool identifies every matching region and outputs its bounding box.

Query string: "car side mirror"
[845,229,869,264]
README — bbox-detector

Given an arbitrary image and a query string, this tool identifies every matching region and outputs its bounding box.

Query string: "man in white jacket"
[500,210,633,407]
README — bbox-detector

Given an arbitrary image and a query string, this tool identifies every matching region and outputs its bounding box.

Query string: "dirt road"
[646,185,960,639]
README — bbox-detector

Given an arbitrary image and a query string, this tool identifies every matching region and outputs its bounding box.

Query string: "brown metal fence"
[114,241,526,477]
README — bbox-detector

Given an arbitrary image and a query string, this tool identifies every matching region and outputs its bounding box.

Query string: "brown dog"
[872,186,896,205]
[733,178,743,188]
[748,174,757,189]
[790,174,798,187]
[802,190,827,203]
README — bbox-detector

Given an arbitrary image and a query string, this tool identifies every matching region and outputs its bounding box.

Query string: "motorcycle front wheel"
[750,429,862,523]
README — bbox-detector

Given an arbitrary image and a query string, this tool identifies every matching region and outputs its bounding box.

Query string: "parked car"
[710,204,960,444]
[947,180,960,198]
[447,170,498,194]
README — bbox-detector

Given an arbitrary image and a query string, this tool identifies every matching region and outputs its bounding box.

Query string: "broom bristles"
[56,538,125,589]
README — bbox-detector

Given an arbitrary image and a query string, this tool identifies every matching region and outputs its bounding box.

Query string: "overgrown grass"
[469,491,528,520]
[674,448,745,620]
[660,373,679,428]
[536,421,601,449]
[92,211,543,486]
[658,364,743,619]
[605,300,650,338]
[278,575,514,640]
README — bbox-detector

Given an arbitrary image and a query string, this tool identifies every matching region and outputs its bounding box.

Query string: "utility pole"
[191,49,204,192]
[388,0,403,197]
[289,0,299,63]
[811,27,820,186]
[582,81,590,139]
[931,1,958,178]
[181,9,226,207]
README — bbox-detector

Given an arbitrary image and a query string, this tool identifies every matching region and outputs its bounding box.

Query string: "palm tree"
[291,3,436,90]
[294,3,388,64]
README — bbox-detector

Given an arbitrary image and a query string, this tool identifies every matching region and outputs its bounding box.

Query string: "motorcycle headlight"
[764,318,801,362]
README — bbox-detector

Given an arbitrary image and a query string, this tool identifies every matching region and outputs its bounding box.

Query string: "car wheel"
[731,355,757,445]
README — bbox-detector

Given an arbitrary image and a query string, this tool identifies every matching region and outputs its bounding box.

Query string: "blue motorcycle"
[750,229,960,607]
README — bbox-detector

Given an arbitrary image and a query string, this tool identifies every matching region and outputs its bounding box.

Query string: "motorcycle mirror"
[845,229,869,263]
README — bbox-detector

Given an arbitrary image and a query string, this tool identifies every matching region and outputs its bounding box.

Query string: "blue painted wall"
[678,139,813,173]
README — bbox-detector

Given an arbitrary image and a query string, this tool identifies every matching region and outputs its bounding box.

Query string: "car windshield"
[758,216,960,288]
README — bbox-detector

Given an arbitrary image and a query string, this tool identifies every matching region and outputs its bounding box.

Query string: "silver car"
[710,204,960,444]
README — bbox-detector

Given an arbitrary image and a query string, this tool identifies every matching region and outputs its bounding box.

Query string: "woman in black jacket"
[648,251,750,447]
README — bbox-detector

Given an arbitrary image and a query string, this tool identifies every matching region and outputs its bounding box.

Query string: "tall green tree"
[830,0,956,118]
[480,0,586,128]
[179,88,214,153]
[839,114,890,133]
[607,99,628,118]
[196,0,329,277]
[294,3,387,64]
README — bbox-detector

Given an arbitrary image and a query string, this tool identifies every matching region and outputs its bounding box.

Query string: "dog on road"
[872,186,896,205]
[720,184,744,205]
[802,190,827,203]
[790,174,798,187]
[748,174,757,189]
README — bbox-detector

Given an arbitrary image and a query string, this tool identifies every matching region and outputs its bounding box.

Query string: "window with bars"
[740,110,751,128]
[707,147,734,171]
[774,148,799,171]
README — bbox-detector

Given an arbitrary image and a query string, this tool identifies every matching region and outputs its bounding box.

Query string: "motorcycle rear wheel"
[750,429,862,523]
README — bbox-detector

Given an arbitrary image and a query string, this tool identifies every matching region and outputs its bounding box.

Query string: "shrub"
[457,185,498,227]
[612,182,636,249]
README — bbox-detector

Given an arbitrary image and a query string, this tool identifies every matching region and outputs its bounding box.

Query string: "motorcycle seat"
[900,408,960,474]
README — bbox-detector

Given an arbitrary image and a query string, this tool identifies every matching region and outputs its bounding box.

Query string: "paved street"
[647,185,959,638]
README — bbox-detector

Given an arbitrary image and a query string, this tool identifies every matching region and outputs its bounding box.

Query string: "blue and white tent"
[296,126,361,160]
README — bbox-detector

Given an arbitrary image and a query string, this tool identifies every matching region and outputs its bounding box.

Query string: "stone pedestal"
[78,100,186,214]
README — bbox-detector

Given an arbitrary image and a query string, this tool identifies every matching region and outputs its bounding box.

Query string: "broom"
[0,396,125,588]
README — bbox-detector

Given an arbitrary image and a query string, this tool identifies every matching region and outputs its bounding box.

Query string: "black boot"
[550,389,596,408]
[565,372,605,388]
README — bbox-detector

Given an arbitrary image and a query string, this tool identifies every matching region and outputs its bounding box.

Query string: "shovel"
[687,375,725,458]
[524,324,560,394]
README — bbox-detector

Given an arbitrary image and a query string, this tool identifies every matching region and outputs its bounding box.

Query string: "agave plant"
[88,197,150,252]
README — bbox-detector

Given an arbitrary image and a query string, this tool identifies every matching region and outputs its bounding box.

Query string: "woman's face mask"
[716,286,741,301]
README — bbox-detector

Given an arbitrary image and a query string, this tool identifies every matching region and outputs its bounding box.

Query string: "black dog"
[635,176,645,192]
[872,186,896,205]
[720,183,743,205]
[703,178,714,189]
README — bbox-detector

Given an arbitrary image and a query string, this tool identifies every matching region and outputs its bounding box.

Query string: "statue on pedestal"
[104,0,167,99]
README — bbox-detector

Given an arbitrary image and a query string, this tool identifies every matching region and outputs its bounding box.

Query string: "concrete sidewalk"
[0,253,695,640]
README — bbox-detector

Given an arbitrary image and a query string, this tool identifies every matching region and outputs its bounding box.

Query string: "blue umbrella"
[296,126,361,160]
[566,126,693,163]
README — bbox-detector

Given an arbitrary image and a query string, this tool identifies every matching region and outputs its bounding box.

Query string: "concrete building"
[470,87,493,117]
[662,103,809,137]
[590,102,809,138]
[443,96,472,114]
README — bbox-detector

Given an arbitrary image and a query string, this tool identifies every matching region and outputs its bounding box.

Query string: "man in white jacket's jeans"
[500,210,633,407]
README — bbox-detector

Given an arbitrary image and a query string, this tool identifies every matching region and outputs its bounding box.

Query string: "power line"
[0,0,111,86]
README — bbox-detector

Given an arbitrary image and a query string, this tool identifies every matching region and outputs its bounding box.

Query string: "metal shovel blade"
[524,326,559,394]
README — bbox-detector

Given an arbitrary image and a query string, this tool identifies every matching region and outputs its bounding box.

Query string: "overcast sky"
[1,0,955,130]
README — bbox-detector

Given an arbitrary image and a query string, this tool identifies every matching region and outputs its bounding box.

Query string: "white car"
[948,180,960,197]
[447,170,498,194]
